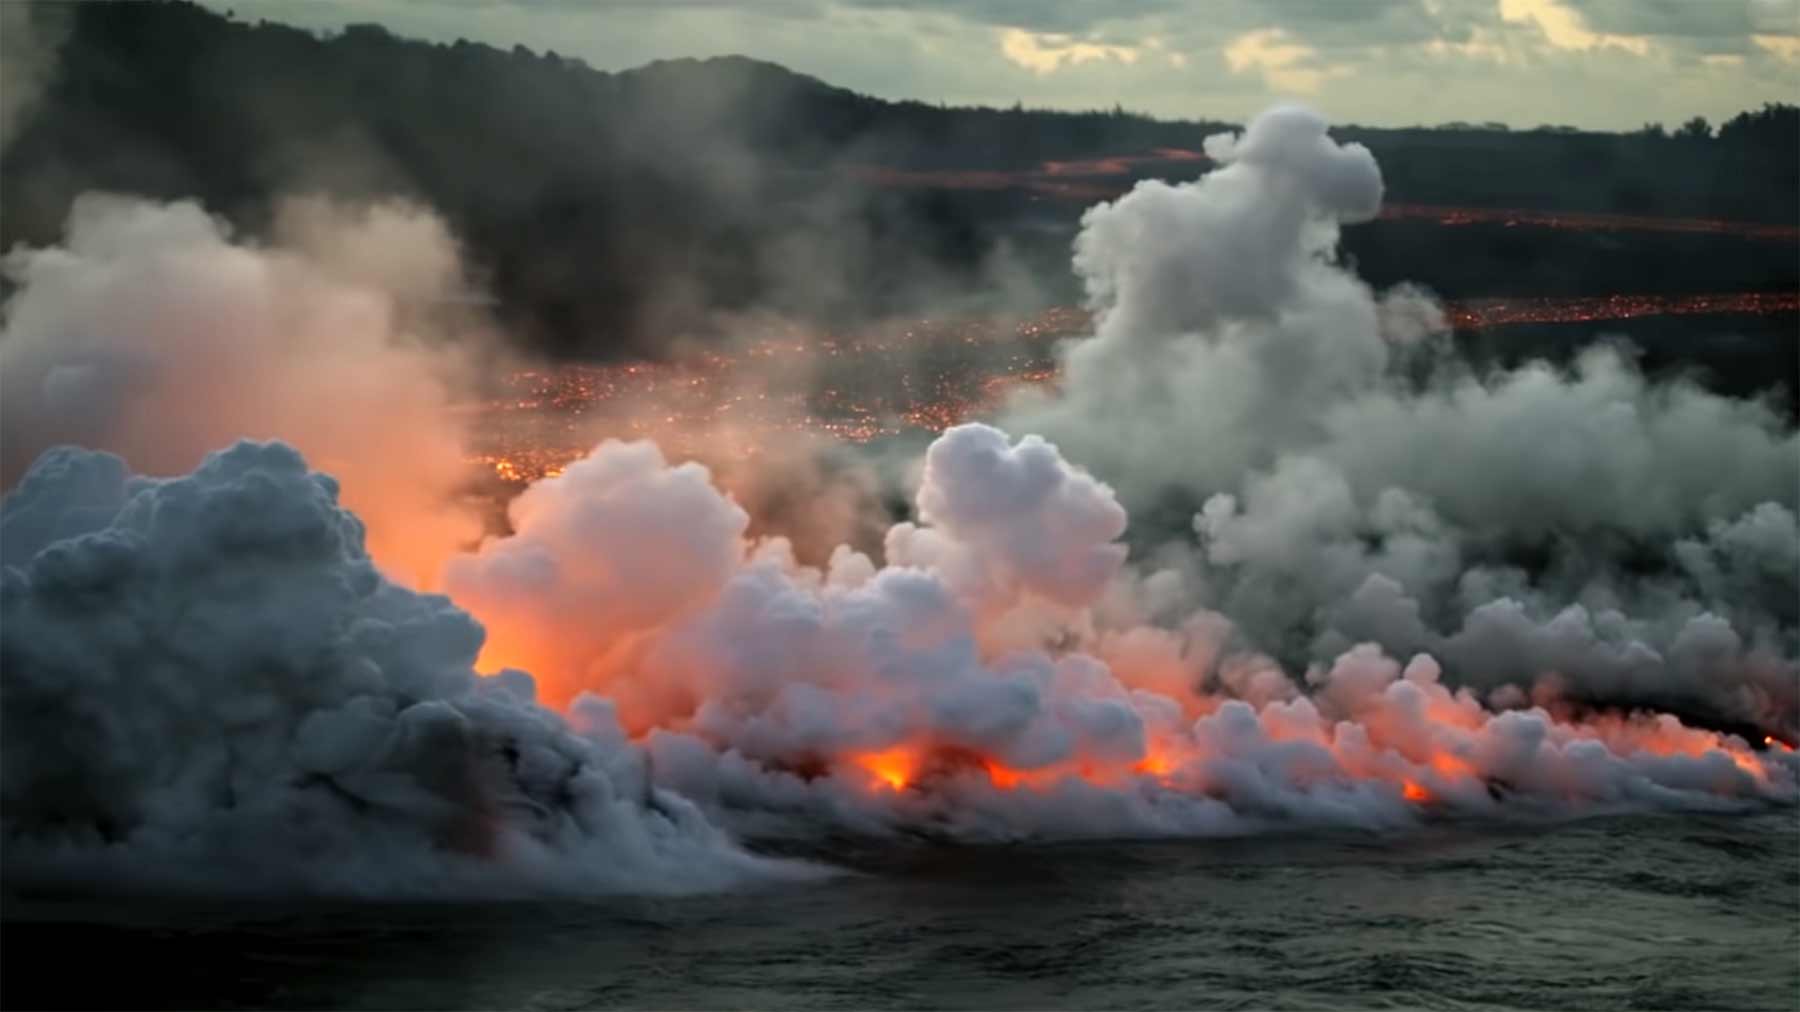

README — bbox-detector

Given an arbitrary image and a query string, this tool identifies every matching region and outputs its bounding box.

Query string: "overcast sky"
[206,0,1798,129]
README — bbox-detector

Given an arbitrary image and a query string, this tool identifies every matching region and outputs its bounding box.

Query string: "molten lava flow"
[980,758,1072,792]
[855,746,922,791]
[1402,779,1432,804]
[985,761,1026,790]
[845,738,1187,796]
[461,292,1797,492]
[1134,748,1176,778]
[930,738,1194,794]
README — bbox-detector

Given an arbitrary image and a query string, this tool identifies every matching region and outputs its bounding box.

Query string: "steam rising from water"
[0,442,797,896]
[1005,103,1798,736]
[2,105,1795,896]
[0,194,490,586]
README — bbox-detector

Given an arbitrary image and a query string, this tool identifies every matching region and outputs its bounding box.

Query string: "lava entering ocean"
[448,424,1792,828]
[1,104,1795,898]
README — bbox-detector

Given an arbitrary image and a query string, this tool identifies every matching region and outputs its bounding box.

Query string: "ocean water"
[5,811,1796,1011]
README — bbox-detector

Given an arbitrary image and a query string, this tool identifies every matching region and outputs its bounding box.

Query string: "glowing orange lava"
[854,746,921,791]
[846,745,1179,794]
[983,760,1025,790]
[1402,779,1432,804]
[1134,748,1177,779]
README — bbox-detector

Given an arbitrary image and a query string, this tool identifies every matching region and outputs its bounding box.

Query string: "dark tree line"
[3,1,1794,359]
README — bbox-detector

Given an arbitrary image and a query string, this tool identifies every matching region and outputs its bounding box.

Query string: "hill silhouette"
[3,1,1795,358]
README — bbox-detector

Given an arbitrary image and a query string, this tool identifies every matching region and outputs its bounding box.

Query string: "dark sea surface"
[4,811,1796,1011]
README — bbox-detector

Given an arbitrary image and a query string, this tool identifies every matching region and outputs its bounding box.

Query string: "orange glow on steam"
[855,746,921,791]
[1133,747,1177,778]
[1428,752,1476,780]
[983,759,1025,790]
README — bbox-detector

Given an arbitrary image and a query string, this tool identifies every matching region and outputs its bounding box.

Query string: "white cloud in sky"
[205,0,1798,128]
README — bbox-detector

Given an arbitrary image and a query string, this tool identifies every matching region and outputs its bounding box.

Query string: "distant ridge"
[2,1,1793,358]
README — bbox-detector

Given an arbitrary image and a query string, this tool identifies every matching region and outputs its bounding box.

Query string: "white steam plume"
[0,441,801,896]
[0,194,490,586]
[3,430,1790,888]
[437,423,1793,845]
[1004,104,1799,735]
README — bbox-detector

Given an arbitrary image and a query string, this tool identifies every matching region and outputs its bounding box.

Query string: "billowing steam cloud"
[0,194,489,586]
[2,104,1795,896]
[1006,104,1800,737]
[437,422,1795,844]
[0,441,795,896]
[9,429,1788,890]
